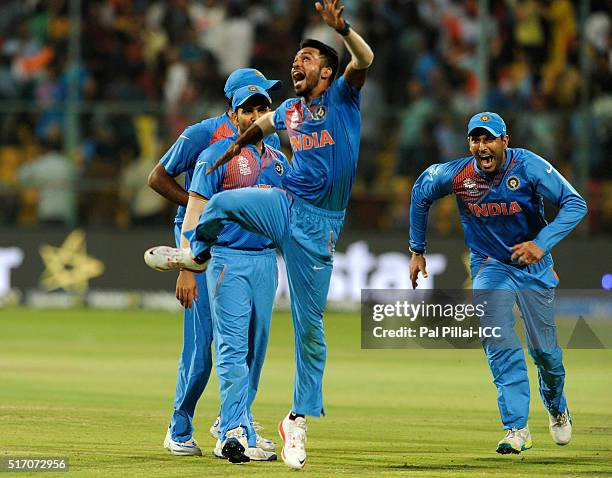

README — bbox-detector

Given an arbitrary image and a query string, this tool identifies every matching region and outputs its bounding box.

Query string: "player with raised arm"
[408,112,588,454]
[147,68,281,456]
[145,0,373,469]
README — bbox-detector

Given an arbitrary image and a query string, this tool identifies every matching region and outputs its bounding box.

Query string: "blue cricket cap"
[231,85,271,111]
[467,112,507,137]
[224,68,282,100]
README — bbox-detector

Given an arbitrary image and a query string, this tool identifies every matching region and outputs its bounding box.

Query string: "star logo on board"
[39,230,105,294]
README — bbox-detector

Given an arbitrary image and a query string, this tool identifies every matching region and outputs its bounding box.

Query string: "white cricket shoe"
[278,414,307,469]
[213,439,277,462]
[163,428,202,456]
[210,417,275,453]
[548,409,572,445]
[253,421,276,453]
[221,427,250,463]
[144,246,209,272]
[496,426,532,454]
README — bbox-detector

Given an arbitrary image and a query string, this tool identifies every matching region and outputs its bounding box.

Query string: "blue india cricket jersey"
[159,113,281,225]
[409,148,588,264]
[273,76,361,211]
[190,138,290,250]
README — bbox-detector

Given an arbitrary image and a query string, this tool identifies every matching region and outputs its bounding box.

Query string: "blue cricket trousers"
[170,224,213,442]
[206,246,277,446]
[192,187,344,417]
[472,253,567,429]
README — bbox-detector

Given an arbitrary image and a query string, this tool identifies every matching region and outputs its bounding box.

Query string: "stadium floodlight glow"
[602,274,612,290]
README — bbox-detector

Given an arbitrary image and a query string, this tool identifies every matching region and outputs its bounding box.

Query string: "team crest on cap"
[314,105,326,120]
[480,114,491,122]
[506,175,520,190]
[248,85,258,91]
[274,161,284,175]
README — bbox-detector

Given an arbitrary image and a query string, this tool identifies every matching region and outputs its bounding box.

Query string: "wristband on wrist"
[335,20,351,36]
[409,246,425,255]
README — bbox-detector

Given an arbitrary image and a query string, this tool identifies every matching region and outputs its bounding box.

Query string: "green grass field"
[1,308,611,477]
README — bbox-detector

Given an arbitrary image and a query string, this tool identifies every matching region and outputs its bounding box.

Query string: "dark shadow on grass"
[386,464,491,471]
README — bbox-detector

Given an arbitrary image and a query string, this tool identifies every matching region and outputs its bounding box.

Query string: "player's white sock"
[496,426,532,454]
[278,413,307,469]
[144,246,208,272]
[548,409,572,445]
[163,428,202,456]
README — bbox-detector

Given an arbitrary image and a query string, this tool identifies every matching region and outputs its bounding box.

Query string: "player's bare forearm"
[206,113,274,175]
[148,163,189,206]
[316,0,373,88]
[180,192,208,249]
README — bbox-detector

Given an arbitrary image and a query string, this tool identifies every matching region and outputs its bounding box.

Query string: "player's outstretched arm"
[148,163,189,206]
[315,0,374,88]
[409,163,455,288]
[206,112,276,175]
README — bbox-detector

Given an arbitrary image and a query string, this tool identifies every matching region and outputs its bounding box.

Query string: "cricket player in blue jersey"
[147,68,282,456]
[409,112,588,454]
[145,0,374,469]
[185,86,290,463]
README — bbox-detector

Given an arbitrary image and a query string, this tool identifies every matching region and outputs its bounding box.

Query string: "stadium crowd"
[0,0,610,232]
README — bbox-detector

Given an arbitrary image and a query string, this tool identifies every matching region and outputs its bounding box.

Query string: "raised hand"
[315,0,346,30]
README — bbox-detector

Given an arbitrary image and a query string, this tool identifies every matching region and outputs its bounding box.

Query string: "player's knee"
[299,325,326,361]
[531,349,562,370]
[209,189,241,214]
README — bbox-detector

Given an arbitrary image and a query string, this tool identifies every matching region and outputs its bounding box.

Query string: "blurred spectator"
[0,0,608,232]
[17,125,76,227]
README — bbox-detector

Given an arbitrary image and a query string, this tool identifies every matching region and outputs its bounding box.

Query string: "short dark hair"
[299,39,339,81]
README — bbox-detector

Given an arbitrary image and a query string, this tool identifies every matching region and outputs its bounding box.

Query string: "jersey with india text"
[409,148,588,265]
[160,113,281,225]
[273,76,361,211]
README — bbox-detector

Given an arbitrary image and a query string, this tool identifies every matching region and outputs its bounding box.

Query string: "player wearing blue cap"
[147,68,281,456]
[409,111,588,454]
[171,85,290,463]
[144,0,374,469]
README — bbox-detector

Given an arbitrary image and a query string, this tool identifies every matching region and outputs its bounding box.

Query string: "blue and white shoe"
[210,417,275,453]
[209,416,221,439]
[221,427,250,463]
[253,421,276,453]
[496,426,532,454]
[213,438,276,462]
[548,409,572,445]
[163,428,202,456]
